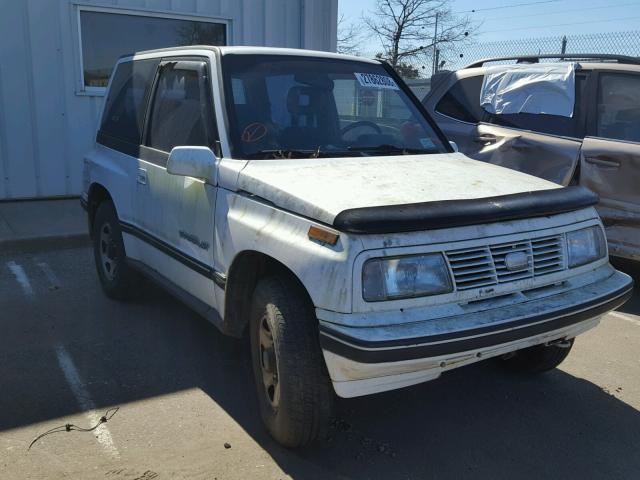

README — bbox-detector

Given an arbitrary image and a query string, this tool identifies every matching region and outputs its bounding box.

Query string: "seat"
[280,86,337,149]
[150,71,208,151]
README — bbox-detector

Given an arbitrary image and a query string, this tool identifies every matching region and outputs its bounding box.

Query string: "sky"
[339,0,640,44]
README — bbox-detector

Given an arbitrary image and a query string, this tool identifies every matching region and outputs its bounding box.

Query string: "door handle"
[474,134,498,144]
[137,168,148,185]
[585,157,621,168]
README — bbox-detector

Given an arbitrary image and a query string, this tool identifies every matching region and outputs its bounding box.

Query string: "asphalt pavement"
[1,245,639,479]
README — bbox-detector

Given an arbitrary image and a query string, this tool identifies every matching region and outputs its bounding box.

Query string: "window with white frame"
[79,9,226,89]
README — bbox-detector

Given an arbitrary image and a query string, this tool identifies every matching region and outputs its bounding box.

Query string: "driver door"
[427,71,589,186]
[136,58,220,307]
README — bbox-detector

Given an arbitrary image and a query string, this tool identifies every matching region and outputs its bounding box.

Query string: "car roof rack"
[465,53,640,69]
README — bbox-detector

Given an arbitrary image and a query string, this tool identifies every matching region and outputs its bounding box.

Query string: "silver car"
[423,54,640,262]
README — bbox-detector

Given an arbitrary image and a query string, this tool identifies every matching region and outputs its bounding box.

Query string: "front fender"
[214,190,360,314]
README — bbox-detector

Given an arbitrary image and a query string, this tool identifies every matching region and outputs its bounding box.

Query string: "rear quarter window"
[99,59,158,145]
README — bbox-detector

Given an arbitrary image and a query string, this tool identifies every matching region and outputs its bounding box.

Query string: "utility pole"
[432,12,439,75]
[561,35,567,54]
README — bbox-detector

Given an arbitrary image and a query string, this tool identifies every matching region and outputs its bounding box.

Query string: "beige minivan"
[423,54,640,261]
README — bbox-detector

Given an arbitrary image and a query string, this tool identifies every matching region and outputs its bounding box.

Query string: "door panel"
[138,156,218,305]
[580,137,640,260]
[468,73,588,185]
[425,71,585,185]
[467,123,582,185]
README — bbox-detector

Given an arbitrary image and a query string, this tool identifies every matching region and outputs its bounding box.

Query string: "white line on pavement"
[55,346,120,458]
[608,311,640,326]
[37,262,61,289]
[7,261,34,297]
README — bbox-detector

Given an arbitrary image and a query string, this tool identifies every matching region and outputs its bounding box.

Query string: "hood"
[236,153,561,226]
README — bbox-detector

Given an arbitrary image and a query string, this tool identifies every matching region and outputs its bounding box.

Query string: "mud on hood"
[235,154,594,232]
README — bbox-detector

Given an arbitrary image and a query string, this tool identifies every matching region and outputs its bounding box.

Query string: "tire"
[500,339,574,374]
[92,201,137,301]
[249,275,334,447]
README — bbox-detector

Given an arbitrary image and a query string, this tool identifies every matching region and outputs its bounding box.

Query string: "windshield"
[221,54,448,159]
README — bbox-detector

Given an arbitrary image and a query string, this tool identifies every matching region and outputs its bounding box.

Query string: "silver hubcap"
[99,222,118,281]
[259,316,280,409]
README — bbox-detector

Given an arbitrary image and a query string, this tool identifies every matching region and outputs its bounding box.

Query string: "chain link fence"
[358,30,640,81]
[443,30,640,71]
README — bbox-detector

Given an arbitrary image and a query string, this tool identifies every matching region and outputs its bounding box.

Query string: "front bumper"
[319,268,633,398]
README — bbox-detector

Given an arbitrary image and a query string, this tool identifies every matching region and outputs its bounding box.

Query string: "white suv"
[81,46,633,447]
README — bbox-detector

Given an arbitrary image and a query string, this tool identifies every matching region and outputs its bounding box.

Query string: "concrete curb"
[0,232,90,253]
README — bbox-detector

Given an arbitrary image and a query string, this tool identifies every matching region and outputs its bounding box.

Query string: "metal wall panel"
[0,0,338,199]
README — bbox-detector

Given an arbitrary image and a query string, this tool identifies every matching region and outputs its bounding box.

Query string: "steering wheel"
[341,121,382,137]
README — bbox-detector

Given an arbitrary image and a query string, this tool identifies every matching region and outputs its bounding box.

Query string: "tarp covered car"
[423,54,640,261]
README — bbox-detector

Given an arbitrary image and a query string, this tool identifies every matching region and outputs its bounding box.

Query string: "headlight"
[362,253,452,301]
[567,226,606,268]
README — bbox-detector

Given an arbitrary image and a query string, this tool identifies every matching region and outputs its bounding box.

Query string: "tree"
[394,62,421,78]
[337,14,362,55]
[364,0,473,70]
[374,53,420,78]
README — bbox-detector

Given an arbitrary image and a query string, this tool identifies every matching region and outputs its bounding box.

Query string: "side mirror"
[167,146,217,184]
[449,141,459,153]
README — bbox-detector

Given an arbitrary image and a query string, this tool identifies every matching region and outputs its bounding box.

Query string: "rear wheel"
[249,275,334,447]
[499,339,574,374]
[92,201,137,300]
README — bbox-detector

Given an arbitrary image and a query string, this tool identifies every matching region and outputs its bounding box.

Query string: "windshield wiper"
[244,149,315,160]
[245,148,361,160]
[347,144,439,155]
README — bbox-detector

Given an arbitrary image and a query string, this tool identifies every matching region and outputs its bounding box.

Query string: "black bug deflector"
[332,186,599,234]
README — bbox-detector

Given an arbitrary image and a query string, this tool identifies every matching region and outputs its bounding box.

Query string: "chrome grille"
[446,235,565,291]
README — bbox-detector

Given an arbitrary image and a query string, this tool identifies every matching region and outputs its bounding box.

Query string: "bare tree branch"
[337,14,362,55]
[364,0,476,75]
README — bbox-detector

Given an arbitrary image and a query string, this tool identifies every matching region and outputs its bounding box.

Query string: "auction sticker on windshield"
[354,73,399,90]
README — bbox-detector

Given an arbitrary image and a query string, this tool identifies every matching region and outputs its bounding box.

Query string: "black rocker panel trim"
[319,281,633,363]
[332,186,599,234]
[119,220,226,289]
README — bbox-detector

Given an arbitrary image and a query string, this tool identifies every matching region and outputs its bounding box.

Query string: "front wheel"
[249,275,334,447]
[499,339,574,374]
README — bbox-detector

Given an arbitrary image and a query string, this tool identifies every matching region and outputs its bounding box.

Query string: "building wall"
[0,0,338,199]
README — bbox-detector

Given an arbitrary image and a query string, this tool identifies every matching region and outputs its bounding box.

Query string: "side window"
[146,62,215,153]
[435,76,484,123]
[597,73,640,143]
[485,74,587,138]
[99,59,158,145]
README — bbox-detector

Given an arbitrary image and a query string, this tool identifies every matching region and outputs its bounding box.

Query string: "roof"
[121,45,380,65]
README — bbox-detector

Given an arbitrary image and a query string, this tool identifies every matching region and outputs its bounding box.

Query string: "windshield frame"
[219,53,454,160]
